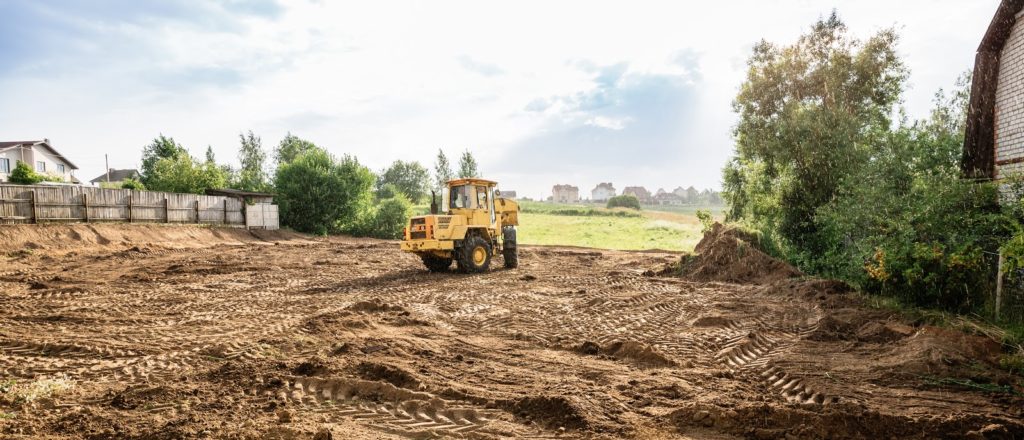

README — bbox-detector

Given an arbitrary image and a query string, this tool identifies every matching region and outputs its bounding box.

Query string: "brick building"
[551,184,580,203]
[963,0,1024,179]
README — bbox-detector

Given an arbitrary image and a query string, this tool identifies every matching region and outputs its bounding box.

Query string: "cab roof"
[447,178,497,187]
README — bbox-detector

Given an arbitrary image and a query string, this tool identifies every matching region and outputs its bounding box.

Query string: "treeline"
[723,12,1020,320]
[134,132,482,237]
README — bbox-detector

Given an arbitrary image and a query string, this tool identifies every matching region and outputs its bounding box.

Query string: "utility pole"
[105,154,110,183]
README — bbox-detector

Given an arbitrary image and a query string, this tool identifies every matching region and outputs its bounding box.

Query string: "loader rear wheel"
[457,235,491,273]
[421,255,452,272]
[502,227,518,269]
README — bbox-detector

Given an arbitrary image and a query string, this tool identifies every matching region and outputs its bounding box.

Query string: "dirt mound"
[355,362,420,389]
[603,340,676,369]
[0,223,309,254]
[681,223,801,284]
[507,396,589,430]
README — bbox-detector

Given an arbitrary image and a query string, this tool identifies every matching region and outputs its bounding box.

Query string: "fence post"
[164,197,170,223]
[30,190,38,224]
[127,193,133,223]
[996,250,1005,320]
[195,200,200,224]
[83,192,90,223]
[223,199,228,225]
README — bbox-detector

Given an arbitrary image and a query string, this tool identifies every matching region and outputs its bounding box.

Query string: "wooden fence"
[0,184,258,227]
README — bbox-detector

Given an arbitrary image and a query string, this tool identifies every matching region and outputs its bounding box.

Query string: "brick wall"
[996,13,1024,178]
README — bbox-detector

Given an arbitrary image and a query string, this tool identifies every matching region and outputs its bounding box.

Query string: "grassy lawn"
[411,200,724,252]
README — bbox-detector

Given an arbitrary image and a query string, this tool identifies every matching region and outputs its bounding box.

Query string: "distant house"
[672,186,687,201]
[654,192,684,206]
[622,186,653,204]
[90,169,141,186]
[591,182,616,202]
[552,184,580,203]
[0,139,78,183]
[498,190,518,199]
[655,188,668,196]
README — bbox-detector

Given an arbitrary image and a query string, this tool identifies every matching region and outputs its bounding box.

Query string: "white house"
[591,182,616,202]
[0,140,79,183]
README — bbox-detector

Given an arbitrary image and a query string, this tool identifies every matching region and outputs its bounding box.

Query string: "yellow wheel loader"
[400,178,519,273]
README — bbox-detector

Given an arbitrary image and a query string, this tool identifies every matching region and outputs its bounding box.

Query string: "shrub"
[349,193,412,239]
[274,148,374,235]
[120,177,145,190]
[606,194,641,210]
[696,210,713,234]
[8,161,42,184]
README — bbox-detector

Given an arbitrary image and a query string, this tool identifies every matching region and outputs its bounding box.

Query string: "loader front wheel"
[502,227,518,269]
[458,235,492,273]
[421,255,452,272]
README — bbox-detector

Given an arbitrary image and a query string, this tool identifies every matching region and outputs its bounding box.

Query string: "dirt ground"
[1,224,1022,439]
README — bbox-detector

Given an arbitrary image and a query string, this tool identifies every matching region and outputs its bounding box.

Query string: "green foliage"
[724,12,907,266]
[274,148,374,235]
[120,177,145,190]
[433,149,454,190]
[141,135,187,186]
[235,130,268,192]
[376,160,431,203]
[606,194,641,210]
[145,150,229,194]
[457,149,479,178]
[275,132,318,166]
[8,161,42,184]
[696,210,713,234]
[349,193,412,239]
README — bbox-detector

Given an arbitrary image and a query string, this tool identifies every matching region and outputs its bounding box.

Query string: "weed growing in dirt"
[1001,353,1024,376]
[921,376,1021,396]
[0,376,75,405]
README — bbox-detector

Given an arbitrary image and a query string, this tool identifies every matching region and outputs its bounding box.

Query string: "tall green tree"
[274,148,375,235]
[458,149,480,179]
[141,135,187,186]
[376,160,431,203]
[723,12,907,268]
[145,150,229,194]
[275,132,318,166]
[204,146,216,164]
[236,130,268,192]
[434,149,454,189]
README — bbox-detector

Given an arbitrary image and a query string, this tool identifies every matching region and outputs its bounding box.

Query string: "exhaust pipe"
[430,190,438,215]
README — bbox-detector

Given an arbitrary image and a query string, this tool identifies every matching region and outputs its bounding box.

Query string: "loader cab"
[442,179,498,228]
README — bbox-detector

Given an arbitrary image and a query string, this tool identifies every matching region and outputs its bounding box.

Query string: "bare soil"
[0,224,1021,439]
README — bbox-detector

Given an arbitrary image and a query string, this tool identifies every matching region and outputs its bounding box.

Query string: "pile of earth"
[678,222,801,284]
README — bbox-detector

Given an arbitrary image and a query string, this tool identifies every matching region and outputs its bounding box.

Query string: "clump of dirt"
[691,316,735,328]
[301,310,374,334]
[293,357,330,376]
[680,223,801,284]
[355,362,420,389]
[508,396,589,430]
[348,299,406,314]
[603,341,676,369]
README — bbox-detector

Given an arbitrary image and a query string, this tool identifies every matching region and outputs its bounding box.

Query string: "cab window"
[477,186,489,210]
[450,185,473,209]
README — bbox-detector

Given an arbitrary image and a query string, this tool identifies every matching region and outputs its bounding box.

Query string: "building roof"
[593,182,615,191]
[0,140,79,170]
[962,0,1024,179]
[205,188,275,198]
[90,169,140,183]
[552,184,579,191]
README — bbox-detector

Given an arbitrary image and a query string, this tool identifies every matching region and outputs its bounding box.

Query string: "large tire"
[457,234,492,273]
[502,227,518,269]
[421,255,452,272]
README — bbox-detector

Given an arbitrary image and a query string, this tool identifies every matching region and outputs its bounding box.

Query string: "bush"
[8,161,42,184]
[349,193,412,239]
[120,177,145,190]
[606,194,641,210]
[274,148,374,235]
[696,210,714,234]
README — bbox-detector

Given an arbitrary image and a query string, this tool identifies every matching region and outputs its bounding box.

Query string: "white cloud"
[0,0,1001,198]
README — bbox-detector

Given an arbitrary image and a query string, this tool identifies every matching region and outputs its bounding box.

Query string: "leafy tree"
[274,148,374,235]
[141,135,187,186]
[275,132,318,166]
[204,146,216,164]
[146,150,228,194]
[349,192,412,239]
[457,149,479,179]
[120,177,145,190]
[607,194,641,210]
[434,149,454,189]
[8,161,42,184]
[235,130,268,192]
[377,160,431,203]
[723,12,907,268]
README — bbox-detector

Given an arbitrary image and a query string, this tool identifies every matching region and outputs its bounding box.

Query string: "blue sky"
[0,0,1000,198]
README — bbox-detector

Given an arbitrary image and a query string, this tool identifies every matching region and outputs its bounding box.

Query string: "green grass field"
[517,201,723,252]
[411,200,724,252]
